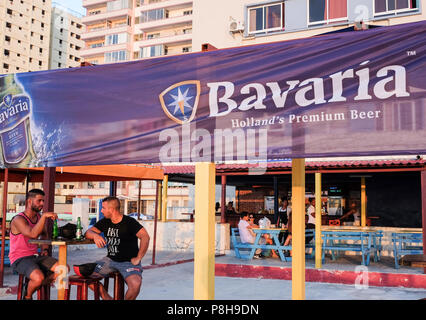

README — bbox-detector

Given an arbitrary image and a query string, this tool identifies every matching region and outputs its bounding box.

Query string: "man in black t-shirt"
[85,196,150,300]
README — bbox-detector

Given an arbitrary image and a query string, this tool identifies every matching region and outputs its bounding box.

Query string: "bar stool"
[17,274,50,300]
[64,275,103,300]
[103,271,125,300]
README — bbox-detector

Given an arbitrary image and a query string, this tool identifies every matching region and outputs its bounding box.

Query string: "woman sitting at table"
[238,212,268,259]
[247,214,279,259]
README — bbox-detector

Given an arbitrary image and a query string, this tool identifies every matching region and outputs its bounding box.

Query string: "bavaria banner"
[0,21,425,168]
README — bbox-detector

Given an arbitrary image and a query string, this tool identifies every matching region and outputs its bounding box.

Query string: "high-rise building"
[49,3,85,69]
[0,0,52,74]
[81,0,193,65]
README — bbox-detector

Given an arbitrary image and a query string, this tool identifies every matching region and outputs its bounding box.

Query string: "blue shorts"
[94,257,143,280]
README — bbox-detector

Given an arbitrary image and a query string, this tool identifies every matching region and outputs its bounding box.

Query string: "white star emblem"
[167,87,194,118]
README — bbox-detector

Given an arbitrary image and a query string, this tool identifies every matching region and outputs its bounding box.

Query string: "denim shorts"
[94,257,143,280]
[12,255,58,278]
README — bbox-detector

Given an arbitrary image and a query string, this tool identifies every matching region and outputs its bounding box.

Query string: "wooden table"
[252,228,288,261]
[400,254,426,268]
[29,238,94,300]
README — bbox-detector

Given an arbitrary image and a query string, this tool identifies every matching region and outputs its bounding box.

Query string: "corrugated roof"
[162,159,425,174]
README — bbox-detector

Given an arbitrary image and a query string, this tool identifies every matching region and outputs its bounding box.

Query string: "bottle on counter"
[52,219,58,240]
[76,217,82,240]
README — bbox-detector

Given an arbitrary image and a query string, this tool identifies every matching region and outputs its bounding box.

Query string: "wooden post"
[137,180,142,220]
[43,167,56,247]
[361,177,366,227]
[221,175,226,223]
[161,175,168,222]
[315,172,322,269]
[0,169,9,288]
[292,158,305,300]
[194,162,215,300]
[152,181,160,265]
[421,171,426,274]
[273,176,279,224]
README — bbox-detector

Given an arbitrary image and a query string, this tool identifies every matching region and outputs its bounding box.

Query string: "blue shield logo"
[159,80,200,124]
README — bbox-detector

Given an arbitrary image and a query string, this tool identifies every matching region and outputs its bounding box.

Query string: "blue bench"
[321,231,374,266]
[1,239,10,266]
[231,228,315,262]
[391,232,423,269]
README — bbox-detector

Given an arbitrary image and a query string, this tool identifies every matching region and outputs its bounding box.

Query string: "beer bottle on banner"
[0,74,35,167]
[76,217,82,240]
[52,219,59,240]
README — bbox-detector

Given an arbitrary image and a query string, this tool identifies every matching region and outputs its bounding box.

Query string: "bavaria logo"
[159,80,200,124]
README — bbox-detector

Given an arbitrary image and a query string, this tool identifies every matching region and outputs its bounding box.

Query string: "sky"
[52,0,85,16]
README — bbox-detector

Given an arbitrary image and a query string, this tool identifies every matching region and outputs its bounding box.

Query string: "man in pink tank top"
[9,189,60,300]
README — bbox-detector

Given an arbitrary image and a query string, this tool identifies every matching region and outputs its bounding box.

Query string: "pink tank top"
[9,212,41,265]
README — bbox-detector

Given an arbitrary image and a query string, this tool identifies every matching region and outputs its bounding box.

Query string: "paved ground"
[0,247,425,300]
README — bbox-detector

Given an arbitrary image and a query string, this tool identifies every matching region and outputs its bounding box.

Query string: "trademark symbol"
[407,51,416,56]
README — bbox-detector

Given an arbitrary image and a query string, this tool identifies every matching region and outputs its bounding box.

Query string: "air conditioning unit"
[229,21,244,33]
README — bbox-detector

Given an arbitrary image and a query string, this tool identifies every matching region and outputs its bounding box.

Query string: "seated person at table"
[339,201,360,224]
[238,212,266,259]
[85,196,150,300]
[305,215,315,244]
[8,189,63,300]
[226,201,237,214]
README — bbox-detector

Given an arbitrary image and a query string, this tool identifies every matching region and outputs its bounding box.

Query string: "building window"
[308,0,347,26]
[141,45,163,58]
[105,50,128,62]
[182,46,191,53]
[106,33,128,45]
[374,0,418,16]
[140,8,165,23]
[248,2,284,34]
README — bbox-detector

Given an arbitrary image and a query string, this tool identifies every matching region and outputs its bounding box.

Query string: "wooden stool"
[17,274,50,300]
[64,275,103,300]
[329,219,340,226]
[103,271,125,300]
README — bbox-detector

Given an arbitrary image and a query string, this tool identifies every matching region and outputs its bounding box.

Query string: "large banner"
[0,21,425,168]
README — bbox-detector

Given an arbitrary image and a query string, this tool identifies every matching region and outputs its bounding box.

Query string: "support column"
[161,175,168,222]
[273,176,279,224]
[292,158,305,300]
[152,181,160,266]
[361,177,366,227]
[43,167,56,244]
[221,175,226,223]
[0,169,9,288]
[421,171,426,274]
[109,181,117,197]
[315,172,322,269]
[137,180,142,220]
[194,162,215,300]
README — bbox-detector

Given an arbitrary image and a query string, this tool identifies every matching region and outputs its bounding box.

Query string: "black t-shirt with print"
[94,215,143,262]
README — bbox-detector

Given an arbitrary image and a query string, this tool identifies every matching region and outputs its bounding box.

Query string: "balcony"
[82,8,132,24]
[82,24,131,40]
[136,0,192,13]
[82,0,109,7]
[80,42,129,58]
[136,13,192,32]
[133,31,191,51]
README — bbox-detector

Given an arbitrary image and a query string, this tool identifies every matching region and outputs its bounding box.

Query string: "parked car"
[128,212,154,220]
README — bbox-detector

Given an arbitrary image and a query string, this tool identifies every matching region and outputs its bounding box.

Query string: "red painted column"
[221,175,226,223]
[0,169,9,287]
[43,167,56,256]
[421,170,426,274]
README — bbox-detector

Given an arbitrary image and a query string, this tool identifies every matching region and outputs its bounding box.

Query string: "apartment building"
[192,0,424,50]
[80,0,193,65]
[49,3,85,69]
[0,0,52,74]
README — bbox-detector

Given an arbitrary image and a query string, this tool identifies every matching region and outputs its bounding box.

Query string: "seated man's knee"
[126,275,142,291]
[29,270,45,285]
